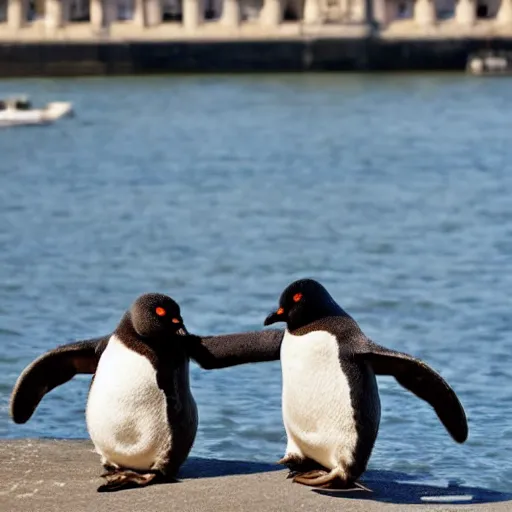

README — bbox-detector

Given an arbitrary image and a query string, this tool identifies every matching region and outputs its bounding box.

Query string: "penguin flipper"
[10,335,110,424]
[188,329,284,369]
[355,340,468,444]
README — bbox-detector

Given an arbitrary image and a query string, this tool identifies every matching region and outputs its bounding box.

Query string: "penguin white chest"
[280,329,358,470]
[86,336,171,471]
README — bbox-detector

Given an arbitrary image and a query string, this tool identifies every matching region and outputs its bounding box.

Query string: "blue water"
[0,74,511,494]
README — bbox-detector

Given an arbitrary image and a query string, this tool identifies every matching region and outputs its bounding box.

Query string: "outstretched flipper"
[9,329,284,425]
[189,329,284,369]
[354,340,468,443]
[9,336,110,424]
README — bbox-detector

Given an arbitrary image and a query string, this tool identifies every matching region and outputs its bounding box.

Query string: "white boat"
[0,96,73,127]
[467,51,512,76]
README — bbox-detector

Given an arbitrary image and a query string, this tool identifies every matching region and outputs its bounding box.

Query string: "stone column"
[455,0,475,24]
[133,0,145,25]
[183,0,203,29]
[145,0,162,25]
[350,0,366,22]
[7,0,24,29]
[221,0,240,25]
[45,0,64,30]
[90,0,103,28]
[372,0,387,26]
[302,0,320,23]
[413,0,435,26]
[497,0,512,24]
[260,0,281,25]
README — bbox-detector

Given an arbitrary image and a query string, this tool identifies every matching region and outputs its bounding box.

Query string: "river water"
[0,74,511,494]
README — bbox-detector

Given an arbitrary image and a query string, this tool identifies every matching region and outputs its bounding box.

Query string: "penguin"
[263,278,468,489]
[10,292,284,492]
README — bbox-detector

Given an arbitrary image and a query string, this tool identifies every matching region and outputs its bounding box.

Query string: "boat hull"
[0,102,73,127]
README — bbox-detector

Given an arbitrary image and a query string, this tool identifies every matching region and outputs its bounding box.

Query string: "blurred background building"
[0,0,511,37]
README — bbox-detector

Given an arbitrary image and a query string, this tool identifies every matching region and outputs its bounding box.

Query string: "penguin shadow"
[178,457,282,480]
[313,469,512,505]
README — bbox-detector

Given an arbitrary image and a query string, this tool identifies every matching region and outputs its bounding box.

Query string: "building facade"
[0,0,511,34]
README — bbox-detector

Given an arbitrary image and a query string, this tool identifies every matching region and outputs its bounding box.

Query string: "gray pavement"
[1,439,510,512]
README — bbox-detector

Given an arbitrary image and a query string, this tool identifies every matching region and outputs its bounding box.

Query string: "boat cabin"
[0,96,32,110]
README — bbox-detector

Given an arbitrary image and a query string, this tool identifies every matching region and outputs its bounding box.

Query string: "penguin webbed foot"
[277,454,319,470]
[97,469,160,492]
[277,454,326,479]
[277,453,303,467]
[100,463,119,478]
[292,469,330,486]
[292,468,371,491]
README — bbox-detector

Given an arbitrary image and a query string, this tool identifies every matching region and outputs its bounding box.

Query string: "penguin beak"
[264,308,285,326]
[176,324,189,336]
[172,316,188,336]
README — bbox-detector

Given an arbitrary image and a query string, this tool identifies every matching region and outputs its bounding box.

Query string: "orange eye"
[155,307,166,316]
[171,318,180,324]
[277,307,284,315]
[293,293,303,302]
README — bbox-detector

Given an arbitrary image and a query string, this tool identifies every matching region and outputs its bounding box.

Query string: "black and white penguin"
[10,293,283,492]
[264,278,468,489]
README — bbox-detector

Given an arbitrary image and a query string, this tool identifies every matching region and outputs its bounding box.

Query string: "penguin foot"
[100,465,119,478]
[97,470,159,492]
[277,454,324,477]
[292,468,348,489]
[292,469,329,484]
[277,454,305,477]
[276,453,304,468]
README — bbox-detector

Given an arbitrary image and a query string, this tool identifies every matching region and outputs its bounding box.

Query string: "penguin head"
[264,279,346,331]
[130,293,188,341]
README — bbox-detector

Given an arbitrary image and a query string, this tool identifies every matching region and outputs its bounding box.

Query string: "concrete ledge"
[1,37,512,76]
[1,440,511,512]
